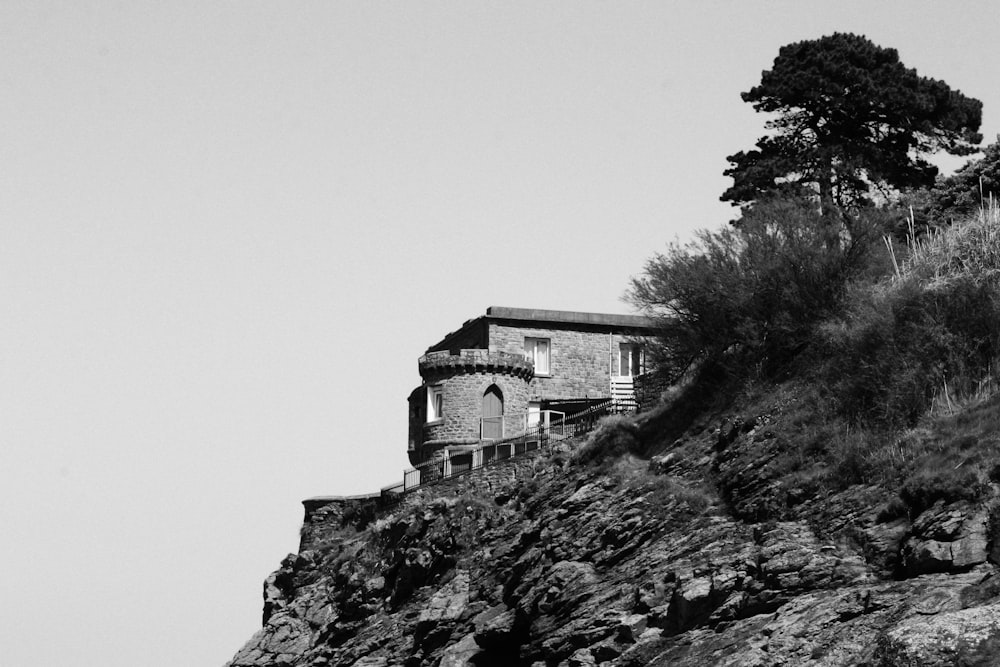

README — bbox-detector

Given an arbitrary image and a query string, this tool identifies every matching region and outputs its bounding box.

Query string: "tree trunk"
[817,158,840,246]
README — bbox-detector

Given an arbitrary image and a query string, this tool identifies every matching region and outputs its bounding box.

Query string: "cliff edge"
[226,390,1000,666]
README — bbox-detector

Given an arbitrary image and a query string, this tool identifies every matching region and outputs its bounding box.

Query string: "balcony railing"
[479,410,565,441]
[380,395,642,499]
[402,410,563,491]
[390,399,643,495]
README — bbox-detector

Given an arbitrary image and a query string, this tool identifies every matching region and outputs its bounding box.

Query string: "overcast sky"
[3,2,999,665]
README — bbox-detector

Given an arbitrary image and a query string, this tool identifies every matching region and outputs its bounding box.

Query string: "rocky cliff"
[227,399,1000,666]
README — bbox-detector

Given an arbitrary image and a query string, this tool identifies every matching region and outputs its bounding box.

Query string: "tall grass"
[903,196,1000,288]
[821,199,1000,428]
[786,199,1000,514]
[902,197,1000,411]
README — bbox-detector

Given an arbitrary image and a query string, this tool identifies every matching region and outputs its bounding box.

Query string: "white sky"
[2,2,998,665]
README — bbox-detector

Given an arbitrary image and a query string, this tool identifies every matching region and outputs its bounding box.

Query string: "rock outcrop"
[227,414,1000,666]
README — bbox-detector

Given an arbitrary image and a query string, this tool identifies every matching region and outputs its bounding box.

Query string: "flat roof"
[426,306,658,353]
[485,306,657,329]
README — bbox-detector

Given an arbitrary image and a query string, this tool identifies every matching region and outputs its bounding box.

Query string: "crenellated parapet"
[418,349,534,381]
[408,349,533,466]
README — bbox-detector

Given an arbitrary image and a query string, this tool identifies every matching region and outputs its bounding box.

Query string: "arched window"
[481,385,504,440]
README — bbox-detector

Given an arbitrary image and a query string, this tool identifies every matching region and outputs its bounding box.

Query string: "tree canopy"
[928,136,1000,222]
[627,198,881,382]
[722,33,983,214]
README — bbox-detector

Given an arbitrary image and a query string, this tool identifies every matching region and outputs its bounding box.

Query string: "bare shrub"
[573,415,641,468]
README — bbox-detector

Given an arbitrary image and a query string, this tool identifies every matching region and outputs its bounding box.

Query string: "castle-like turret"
[407,349,533,466]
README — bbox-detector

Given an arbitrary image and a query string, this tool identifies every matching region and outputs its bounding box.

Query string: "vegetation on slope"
[621,32,1000,529]
[625,199,1000,527]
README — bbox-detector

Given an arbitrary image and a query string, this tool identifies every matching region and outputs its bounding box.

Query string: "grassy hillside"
[621,201,1000,529]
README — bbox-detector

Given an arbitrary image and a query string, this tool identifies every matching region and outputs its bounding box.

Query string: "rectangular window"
[527,401,541,427]
[524,337,550,374]
[449,453,472,474]
[618,343,643,377]
[426,385,444,422]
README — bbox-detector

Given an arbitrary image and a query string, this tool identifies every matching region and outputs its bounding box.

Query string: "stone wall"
[300,447,555,551]
[411,445,550,499]
[489,323,645,402]
[409,350,533,463]
[424,372,529,446]
[299,493,388,552]
[634,370,672,410]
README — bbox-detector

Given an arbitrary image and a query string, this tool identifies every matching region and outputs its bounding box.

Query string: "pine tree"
[723,33,983,216]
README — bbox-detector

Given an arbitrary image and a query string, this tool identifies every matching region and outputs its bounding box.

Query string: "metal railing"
[385,399,639,496]
[402,410,565,490]
[479,410,566,442]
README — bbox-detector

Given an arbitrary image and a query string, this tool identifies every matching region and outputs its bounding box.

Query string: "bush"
[821,206,1000,427]
[628,198,884,382]
[906,199,1000,287]
[875,496,909,523]
[573,415,641,468]
[822,265,1000,427]
[829,430,872,488]
[643,477,713,514]
[898,467,985,515]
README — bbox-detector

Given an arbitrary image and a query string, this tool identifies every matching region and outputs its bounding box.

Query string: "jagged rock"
[565,647,597,666]
[617,613,648,642]
[591,641,622,662]
[417,570,469,628]
[350,657,389,667]
[877,600,1000,665]
[363,575,385,596]
[863,517,910,573]
[438,633,480,667]
[561,482,604,510]
[229,413,1000,667]
[529,560,598,615]
[758,521,870,591]
[666,575,716,632]
[649,452,679,475]
[262,554,297,623]
[717,416,749,450]
[229,612,312,666]
[391,548,435,603]
[473,604,517,649]
[902,501,991,575]
[303,599,337,631]
[635,576,675,612]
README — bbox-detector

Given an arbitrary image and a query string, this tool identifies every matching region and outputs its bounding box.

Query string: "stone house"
[407,306,658,468]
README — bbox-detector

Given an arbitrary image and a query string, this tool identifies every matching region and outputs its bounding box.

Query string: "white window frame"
[524,337,551,375]
[426,384,444,423]
[527,401,541,427]
[618,343,644,378]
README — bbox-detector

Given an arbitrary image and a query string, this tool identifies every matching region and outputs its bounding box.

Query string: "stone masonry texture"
[409,350,532,462]
[424,371,529,446]
[488,322,643,402]
[409,310,655,464]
